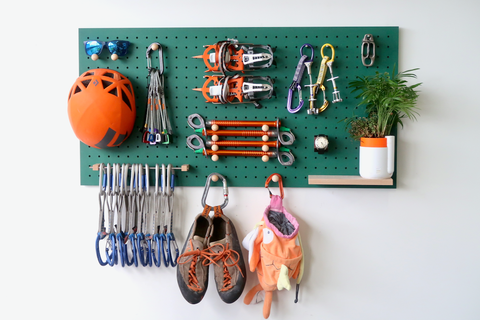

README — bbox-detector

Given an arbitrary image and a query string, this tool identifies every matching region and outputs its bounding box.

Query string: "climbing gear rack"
[79,27,399,189]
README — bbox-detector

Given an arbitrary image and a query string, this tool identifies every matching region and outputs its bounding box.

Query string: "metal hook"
[361,34,375,67]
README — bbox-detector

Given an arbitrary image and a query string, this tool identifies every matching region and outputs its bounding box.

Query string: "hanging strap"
[213,205,223,218]
[202,205,211,217]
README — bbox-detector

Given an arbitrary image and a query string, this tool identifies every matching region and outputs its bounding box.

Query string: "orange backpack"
[242,174,304,319]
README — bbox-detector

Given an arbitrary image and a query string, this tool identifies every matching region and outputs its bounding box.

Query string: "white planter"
[359,136,395,179]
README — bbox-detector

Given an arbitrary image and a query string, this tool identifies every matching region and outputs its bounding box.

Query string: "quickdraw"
[90,163,189,268]
[193,39,274,74]
[287,43,314,113]
[142,42,172,145]
[193,74,275,109]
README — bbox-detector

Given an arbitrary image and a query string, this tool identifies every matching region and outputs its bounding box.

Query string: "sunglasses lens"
[84,40,104,56]
[108,41,130,56]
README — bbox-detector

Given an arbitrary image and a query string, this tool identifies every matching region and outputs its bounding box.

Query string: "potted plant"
[345,67,421,179]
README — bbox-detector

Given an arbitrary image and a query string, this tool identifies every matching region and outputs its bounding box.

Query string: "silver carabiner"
[201,173,229,209]
[146,42,164,73]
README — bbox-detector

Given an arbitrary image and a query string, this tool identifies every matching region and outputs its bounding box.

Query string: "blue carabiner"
[136,233,150,267]
[116,233,126,267]
[161,232,169,267]
[105,233,117,267]
[128,233,138,267]
[287,43,314,113]
[167,233,179,267]
[152,234,162,267]
[146,236,153,267]
[124,234,134,267]
[95,232,108,266]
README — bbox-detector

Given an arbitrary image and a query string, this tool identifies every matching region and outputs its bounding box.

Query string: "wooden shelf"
[308,175,393,186]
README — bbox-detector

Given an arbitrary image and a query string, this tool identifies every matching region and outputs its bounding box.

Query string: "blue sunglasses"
[84,40,130,61]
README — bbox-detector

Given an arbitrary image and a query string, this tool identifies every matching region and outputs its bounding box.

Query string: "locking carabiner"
[201,173,229,210]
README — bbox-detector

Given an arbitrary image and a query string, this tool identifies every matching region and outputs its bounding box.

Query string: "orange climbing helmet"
[67,68,136,148]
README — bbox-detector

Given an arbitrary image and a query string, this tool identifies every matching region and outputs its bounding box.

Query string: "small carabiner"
[201,173,229,210]
[361,34,375,67]
[265,173,284,199]
[321,43,335,63]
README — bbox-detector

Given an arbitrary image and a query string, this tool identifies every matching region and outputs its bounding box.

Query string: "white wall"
[2,1,479,319]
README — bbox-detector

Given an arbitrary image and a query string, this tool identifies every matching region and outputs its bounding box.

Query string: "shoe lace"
[177,240,211,292]
[203,243,244,291]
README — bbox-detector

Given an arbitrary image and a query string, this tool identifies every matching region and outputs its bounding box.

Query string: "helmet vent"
[81,79,91,87]
[121,89,132,110]
[74,85,82,94]
[125,83,132,94]
[104,72,114,79]
[108,87,118,97]
[102,80,113,89]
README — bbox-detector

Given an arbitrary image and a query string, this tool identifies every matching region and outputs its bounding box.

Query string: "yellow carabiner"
[321,43,335,63]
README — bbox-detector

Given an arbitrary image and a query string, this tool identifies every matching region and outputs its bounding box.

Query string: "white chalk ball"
[262,145,269,152]
[111,54,119,61]
[211,174,219,182]
[211,145,219,152]
[211,124,219,131]
[152,43,159,51]
[212,135,219,142]
[212,155,219,162]
[262,155,269,162]
[262,125,269,132]
[91,54,99,61]
[262,135,269,142]
[272,175,279,182]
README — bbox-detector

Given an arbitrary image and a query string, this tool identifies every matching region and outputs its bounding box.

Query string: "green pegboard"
[77,27,398,187]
